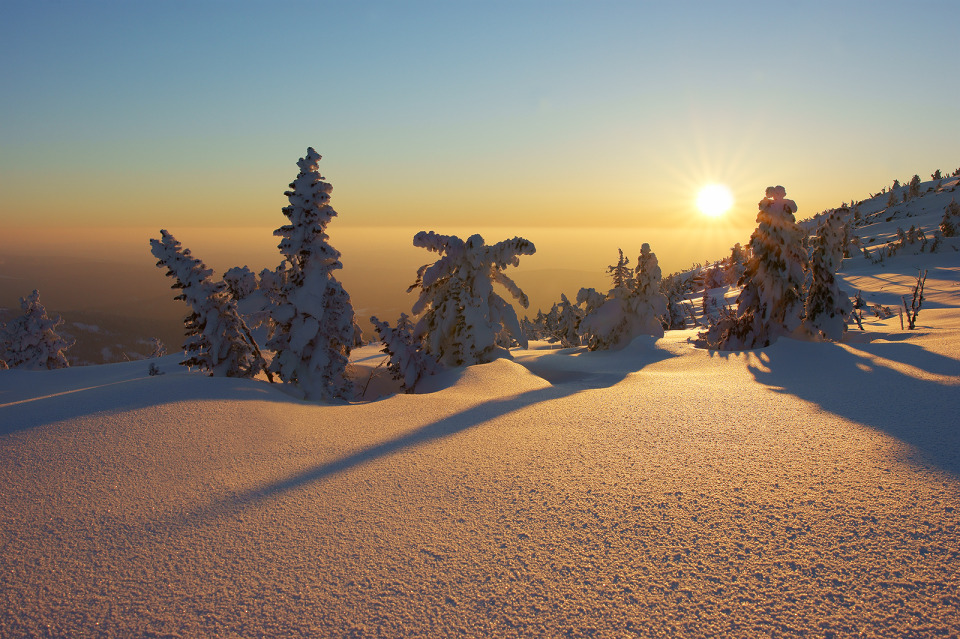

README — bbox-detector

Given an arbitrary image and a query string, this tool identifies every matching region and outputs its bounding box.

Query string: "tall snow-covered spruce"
[0,290,74,370]
[701,186,805,350]
[268,147,355,400]
[407,232,535,367]
[150,231,268,378]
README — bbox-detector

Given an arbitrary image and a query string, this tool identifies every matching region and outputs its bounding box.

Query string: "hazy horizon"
[0,222,750,334]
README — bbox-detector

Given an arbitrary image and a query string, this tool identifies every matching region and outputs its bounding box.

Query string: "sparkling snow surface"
[2,205,960,635]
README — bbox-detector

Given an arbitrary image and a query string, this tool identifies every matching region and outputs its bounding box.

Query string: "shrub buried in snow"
[579,243,667,350]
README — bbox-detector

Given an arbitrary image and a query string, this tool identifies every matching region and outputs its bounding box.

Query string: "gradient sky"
[2,0,958,279]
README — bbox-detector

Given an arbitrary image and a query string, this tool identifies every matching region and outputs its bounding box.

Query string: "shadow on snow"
[165,336,675,529]
[745,337,960,477]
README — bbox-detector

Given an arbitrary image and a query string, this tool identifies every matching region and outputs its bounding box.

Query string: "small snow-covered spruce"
[725,242,747,285]
[659,274,688,330]
[575,287,606,346]
[908,174,921,199]
[147,337,167,358]
[553,293,583,348]
[0,290,74,370]
[268,148,356,400]
[932,169,942,181]
[803,214,853,341]
[935,199,960,244]
[579,243,667,350]
[408,231,535,367]
[940,211,958,238]
[150,230,268,379]
[370,313,438,392]
[524,310,548,341]
[606,249,633,288]
[701,186,805,350]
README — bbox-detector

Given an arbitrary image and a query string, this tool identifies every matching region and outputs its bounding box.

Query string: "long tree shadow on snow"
[170,337,676,527]
[746,338,960,476]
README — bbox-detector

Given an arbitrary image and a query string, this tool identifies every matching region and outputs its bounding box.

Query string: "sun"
[696,184,734,218]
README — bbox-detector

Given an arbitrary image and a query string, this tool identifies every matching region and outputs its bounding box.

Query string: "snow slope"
[1,184,959,637]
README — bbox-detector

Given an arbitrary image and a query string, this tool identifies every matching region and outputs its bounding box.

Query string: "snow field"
[2,289,959,636]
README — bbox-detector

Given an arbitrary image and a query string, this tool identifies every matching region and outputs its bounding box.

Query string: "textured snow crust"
[1,269,959,637]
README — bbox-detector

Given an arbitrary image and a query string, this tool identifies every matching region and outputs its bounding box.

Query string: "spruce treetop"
[275,147,341,273]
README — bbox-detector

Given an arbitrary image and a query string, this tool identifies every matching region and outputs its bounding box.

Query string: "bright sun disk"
[696,184,734,218]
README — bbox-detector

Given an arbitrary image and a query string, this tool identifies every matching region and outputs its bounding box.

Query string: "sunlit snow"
[1,181,959,637]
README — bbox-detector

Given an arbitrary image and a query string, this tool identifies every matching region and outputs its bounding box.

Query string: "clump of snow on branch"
[408,231,535,367]
[150,230,267,378]
[267,147,355,400]
[222,266,258,300]
[0,290,74,370]
[579,243,667,350]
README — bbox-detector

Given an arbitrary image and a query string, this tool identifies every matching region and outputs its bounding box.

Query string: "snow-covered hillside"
[1,179,959,637]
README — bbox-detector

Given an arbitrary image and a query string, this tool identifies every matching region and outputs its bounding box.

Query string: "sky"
[2,0,958,296]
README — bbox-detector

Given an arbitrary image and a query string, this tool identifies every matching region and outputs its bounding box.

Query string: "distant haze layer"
[0,224,747,327]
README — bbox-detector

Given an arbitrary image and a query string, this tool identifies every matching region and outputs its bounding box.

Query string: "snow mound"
[418,357,552,396]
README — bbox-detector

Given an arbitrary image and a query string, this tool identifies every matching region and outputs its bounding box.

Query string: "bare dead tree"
[902,269,927,330]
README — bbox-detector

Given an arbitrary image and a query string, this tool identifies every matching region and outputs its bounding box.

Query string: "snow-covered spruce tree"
[725,242,747,285]
[408,231,535,367]
[0,290,73,370]
[553,293,583,348]
[606,249,632,288]
[702,186,805,350]
[803,214,853,341]
[941,211,958,238]
[948,198,960,218]
[268,147,355,400]
[579,243,667,350]
[370,313,438,392]
[526,310,548,341]
[659,274,688,330]
[908,174,921,199]
[634,242,669,331]
[150,231,268,378]
[574,287,605,347]
[147,337,167,358]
